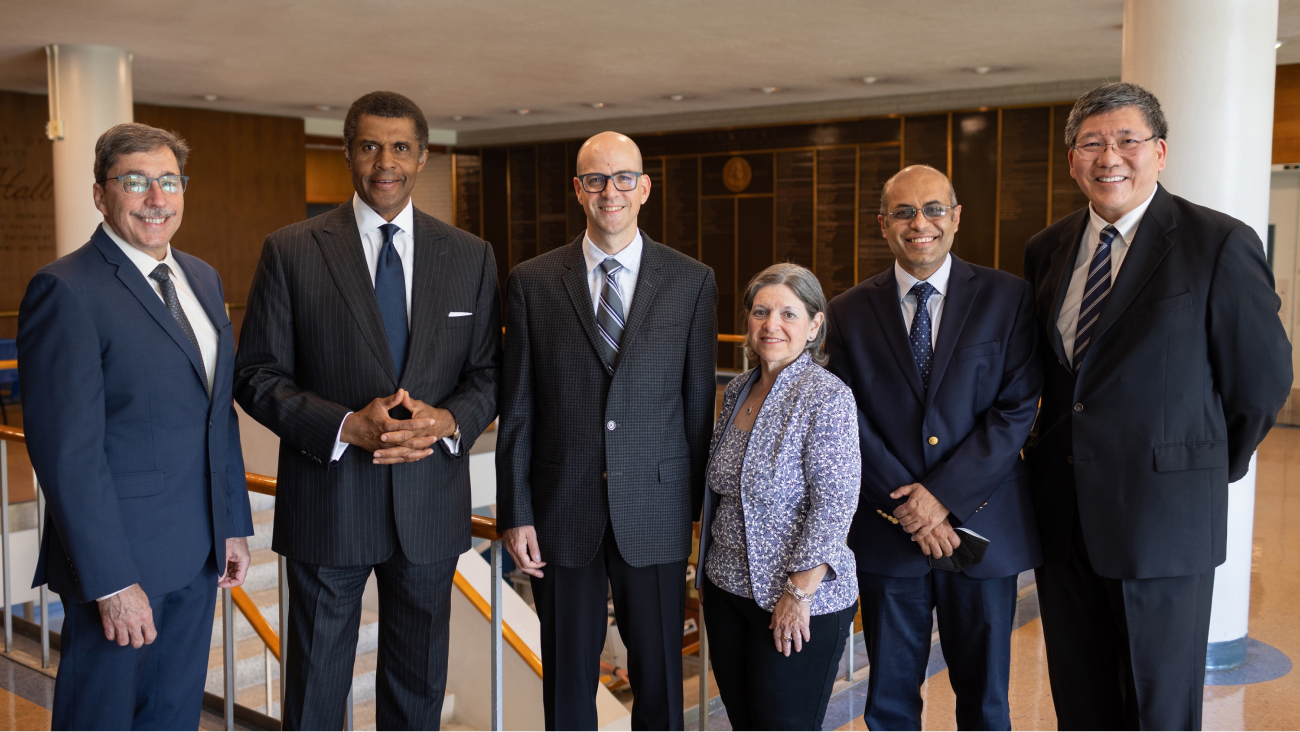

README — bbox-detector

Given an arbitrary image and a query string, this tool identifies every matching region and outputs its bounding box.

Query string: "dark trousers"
[283,546,457,731]
[1036,514,1214,731]
[857,568,1018,731]
[531,524,687,731]
[702,578,855,731]
[53,556,218,731]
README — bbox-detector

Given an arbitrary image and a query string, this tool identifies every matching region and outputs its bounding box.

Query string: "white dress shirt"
[103,223,221,601]
[1056,186,1158,366]
[332,195,459,461]
[583,230,644,316]
[894,253,952,349]
[104,224,218,397]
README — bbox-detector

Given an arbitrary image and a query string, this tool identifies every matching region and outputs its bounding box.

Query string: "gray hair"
[879,164,958,215]
[1064,82,1168,148]
[741,263,829,367]
[94,123,190,184]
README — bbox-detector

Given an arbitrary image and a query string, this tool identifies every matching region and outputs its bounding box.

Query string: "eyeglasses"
[1070,135,1158,160]
[885,204,954,221]
[578,171,643,193]
[98,174,189,195]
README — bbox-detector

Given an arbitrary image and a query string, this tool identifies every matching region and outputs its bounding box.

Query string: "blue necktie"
[909,281,936,390]
[374,223,408,377]
[1073,225,1117,370]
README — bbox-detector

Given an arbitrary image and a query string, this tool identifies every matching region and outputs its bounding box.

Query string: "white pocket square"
[448,311,473,317]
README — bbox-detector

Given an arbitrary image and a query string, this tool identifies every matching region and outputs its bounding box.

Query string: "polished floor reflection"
[836,425,1300,731]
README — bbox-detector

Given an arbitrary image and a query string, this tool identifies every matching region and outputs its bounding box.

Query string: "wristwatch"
[784,577,815,602]
[452,420,461,443]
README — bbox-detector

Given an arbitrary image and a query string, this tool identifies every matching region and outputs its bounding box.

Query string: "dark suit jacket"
[234,203,501,567]
[18,225,254,603]
[1023,184,1291,579]
[496,234,717,568]
[825,256,1043,579]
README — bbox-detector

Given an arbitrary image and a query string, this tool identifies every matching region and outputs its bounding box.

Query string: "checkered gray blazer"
[496,234,718,568]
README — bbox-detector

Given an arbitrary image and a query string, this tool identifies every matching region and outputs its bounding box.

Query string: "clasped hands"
[342,389,457,464]
[891,483,962,559]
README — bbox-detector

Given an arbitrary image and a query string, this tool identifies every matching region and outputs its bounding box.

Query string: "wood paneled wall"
[1275,64,1300,164]
[453,104,1092,366]
[0,96,305,340]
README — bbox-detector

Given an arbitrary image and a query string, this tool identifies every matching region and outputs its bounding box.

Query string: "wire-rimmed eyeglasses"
[1070,135,1158,160]
[885,204,954,221]
[97,174,190,195]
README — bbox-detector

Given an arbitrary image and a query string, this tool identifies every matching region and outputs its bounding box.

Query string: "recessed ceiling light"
[755,87,781,94]
[202,94,219,101]
[1277,40,1285,49]
[451,115,464,121]
[666,94,686,102]
[974,66,992,75]
[588,102,606,109]
[862,76,879,85]
[314,104,333,111]
[516,109,532,115]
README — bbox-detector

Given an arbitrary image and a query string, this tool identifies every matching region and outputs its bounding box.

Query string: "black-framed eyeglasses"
[578,171,643,193]
[885,204,954,221]
[1071,135,1158,160]
[97,174,189,195]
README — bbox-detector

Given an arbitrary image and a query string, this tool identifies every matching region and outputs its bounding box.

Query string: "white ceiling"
[1,0,1297,141]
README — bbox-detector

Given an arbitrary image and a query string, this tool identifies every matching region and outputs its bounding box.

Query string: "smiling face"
[878,166,961,281]
[574,132,650,252]
[92,147,184,260]
[747,283,824,370]
[347,114,427,220]
[1068,105,1167,223]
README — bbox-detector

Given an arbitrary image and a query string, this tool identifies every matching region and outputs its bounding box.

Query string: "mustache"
[131,207,176,218]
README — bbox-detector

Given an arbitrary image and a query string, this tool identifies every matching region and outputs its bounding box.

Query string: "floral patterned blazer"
[696,351,861,614]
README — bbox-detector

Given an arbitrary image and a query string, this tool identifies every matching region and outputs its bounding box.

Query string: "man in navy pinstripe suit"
[235,92,501,730]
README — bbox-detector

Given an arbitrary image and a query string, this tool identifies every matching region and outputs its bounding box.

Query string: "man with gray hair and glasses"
[1022,82,1290,730]
[18,123,253,729]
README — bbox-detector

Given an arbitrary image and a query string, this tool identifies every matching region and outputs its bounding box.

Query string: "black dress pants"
[702,578,856,731]
[531,523,687,731]
[1036,513,1215,731]
[283,546,458,731]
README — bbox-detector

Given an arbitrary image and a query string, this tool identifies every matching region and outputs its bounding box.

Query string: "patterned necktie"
[909,281,936,390]
[595,258,626,369]
[149,263,207,385]
[1073,225,1118,370]
[374,223,408,377]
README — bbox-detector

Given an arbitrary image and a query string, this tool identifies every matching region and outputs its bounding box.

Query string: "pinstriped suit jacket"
[234,203,501,566]
[496,234,718,568]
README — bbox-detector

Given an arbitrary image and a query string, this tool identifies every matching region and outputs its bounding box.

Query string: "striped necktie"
[595,258,625,370]
[1073,225,1118,370]
[149,263,207,386]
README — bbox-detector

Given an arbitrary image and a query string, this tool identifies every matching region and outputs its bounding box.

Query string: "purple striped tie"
[595,258,625,370]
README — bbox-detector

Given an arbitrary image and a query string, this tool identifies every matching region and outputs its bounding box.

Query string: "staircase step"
[211,586,281,648]
[204,609,378,695]
[351,691,459,731]
[248,508,275,552]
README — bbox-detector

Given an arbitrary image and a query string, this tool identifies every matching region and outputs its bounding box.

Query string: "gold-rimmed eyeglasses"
[1070,135,1158,160]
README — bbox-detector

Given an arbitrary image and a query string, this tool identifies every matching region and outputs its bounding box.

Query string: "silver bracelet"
[784,577,815,602]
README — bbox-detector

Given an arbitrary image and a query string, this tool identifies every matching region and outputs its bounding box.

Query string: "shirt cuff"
[442,434,461,455]
[332,412,353,462]
[97,586,130,602]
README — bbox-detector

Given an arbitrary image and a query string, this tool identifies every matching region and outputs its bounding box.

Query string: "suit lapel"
[314,204,399,386]
[93,228,209,394]
[1045,211,1090,367]
[924,256,977,413]
[866,269,925,405]
[402,210,451,387]
[1088,185,1177,353]
[561,237,609,368]
[616,233,664,364]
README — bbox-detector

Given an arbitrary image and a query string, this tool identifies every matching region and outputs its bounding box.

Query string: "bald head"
[573,131,650,253]
[577,131,643,173]
[880,165,957,215]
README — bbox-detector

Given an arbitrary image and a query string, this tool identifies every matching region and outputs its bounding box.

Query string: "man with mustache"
[825,165,1042,730]
[497,131,717,730]
[235,91,501,730]
[1022,82,1291,730]
[18,123,254,729]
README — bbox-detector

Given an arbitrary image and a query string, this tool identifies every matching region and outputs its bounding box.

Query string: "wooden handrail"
[453,571,544,678]
[0,425,25,444]
[718,334,745,344]
[230,585,280,661]
[0,359,16,370]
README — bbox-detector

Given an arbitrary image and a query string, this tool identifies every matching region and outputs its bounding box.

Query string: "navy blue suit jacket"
[18,225,254,603]
[825,256,1043,579]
